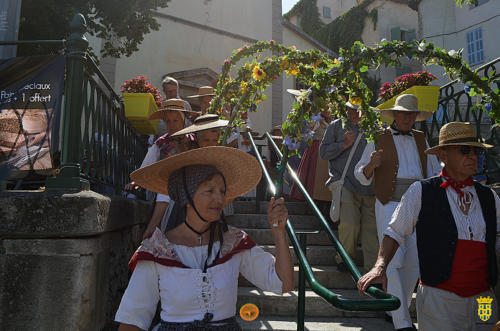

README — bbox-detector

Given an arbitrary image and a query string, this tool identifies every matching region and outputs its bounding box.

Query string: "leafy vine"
[207,40,500,156]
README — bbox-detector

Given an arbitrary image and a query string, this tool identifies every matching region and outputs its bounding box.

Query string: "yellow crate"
[377,85,440,112]
[123,93,158,117]
[122,93,159,134]
[128,118,159,135]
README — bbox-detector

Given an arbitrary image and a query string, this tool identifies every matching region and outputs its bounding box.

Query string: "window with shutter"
[391,27,401,41]
[467,27,484,66]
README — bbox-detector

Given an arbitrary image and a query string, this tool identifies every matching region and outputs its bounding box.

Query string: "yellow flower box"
[377,85,440,111]
[122,93,159,135]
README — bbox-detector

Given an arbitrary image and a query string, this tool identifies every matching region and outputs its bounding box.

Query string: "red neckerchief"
[440,168,474,197]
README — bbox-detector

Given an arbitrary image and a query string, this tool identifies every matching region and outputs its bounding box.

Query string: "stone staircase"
[227,200,416,331]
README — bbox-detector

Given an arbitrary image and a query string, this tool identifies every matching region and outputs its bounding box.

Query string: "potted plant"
[377,71,440,112]
[121,75,163,134]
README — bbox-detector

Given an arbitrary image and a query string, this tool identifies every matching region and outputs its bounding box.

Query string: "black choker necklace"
[184,220,211,245]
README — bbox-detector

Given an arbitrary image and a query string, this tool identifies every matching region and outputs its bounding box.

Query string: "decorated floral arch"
[206,40,500,155]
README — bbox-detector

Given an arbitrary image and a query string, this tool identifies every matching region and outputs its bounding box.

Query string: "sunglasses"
[459,145,484,156]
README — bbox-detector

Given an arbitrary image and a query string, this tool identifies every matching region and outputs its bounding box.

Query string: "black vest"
[417,176,497,287]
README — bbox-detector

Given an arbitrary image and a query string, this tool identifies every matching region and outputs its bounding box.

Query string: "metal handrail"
[246,132,400,317]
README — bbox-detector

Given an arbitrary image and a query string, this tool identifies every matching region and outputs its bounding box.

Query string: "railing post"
[297,233,307,331]
[46,14,90,190]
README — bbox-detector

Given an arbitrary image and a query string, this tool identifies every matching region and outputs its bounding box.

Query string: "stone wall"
[0,190,151,330]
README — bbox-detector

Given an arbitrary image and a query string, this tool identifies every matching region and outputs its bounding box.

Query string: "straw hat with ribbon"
[171,114,228,137]
[130,146,261,198]
[425,122,493,154]
[186,86,216,99]
[149,98,200,120]
[379,94,433,122]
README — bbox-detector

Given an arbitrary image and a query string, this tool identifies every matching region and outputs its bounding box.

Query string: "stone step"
[227,214,319,229]
[238,265,358,289]
[233,200,314,215]
[236,287,417,318]
[259,245,364,267]
[238,316,402,330]
[244,228,336,246]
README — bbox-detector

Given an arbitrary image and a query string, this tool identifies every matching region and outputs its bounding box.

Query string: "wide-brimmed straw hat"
[379,94,433,122]
[186,86,216,98]
[345,101,360,110]
[286,88,307,96]
[171,114,228,137]
[425,122,493,154]
[149,98,201,120]
[130,146,262,198]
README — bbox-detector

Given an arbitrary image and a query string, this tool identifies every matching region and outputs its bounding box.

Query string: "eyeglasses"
[459,145,484,156]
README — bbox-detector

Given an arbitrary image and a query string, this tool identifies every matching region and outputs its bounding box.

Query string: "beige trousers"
[417,284,498,331]
[338,186,378,271]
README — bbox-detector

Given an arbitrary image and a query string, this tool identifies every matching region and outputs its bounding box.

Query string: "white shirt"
[139,144,170,203]
[354,129,442,186]
[115,229,282,330]
[385,180,500,248]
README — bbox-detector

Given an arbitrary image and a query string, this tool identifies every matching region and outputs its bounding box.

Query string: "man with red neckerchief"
[357,122,499,331]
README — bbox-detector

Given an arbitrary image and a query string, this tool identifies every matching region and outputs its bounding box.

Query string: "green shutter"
[407,29,416,42]
[391,27,401,41]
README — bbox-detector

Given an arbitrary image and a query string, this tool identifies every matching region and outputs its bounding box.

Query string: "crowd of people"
[117,75,499,331]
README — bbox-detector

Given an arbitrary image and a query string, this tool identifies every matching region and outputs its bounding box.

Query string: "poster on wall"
[0,55,65,179]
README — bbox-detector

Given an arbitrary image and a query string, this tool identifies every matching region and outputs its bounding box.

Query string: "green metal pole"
[46,14,89,190]
[297,233,307,331]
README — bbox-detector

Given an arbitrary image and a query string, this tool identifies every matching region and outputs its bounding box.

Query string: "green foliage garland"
[207,40,500,156]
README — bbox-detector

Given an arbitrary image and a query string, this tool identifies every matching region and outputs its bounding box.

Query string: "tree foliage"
[454,0,479,7]
[18,0,170,58]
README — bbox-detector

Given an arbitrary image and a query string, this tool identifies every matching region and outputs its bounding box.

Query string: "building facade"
[418,0,500,86]
[90,0,331,135]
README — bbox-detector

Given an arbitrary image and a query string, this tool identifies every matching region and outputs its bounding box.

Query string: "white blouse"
[115,228,282,330]
[384,180,500,247]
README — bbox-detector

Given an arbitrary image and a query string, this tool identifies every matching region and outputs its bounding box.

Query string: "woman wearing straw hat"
[358,122,498,330]
[186,86,216,115]
[133,98,201,240]
[115,146,294,330]
[171,113,228,148]
[354,94,441,330]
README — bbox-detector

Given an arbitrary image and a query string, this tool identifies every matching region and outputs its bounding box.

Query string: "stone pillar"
[271,0,284,127]
[0,190,150,330]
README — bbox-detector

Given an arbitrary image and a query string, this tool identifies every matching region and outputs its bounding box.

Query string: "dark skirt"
[158,316,241,331]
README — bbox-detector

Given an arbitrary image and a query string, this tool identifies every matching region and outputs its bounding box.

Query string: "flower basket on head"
[377,71,439,119]
[121,76,163,135]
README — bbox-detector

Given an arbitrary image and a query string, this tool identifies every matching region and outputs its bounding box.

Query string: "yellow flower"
[286,64,299,76]
[252,66,266,80]
[280,56,289,70]
[333,58,340,65]
[240,81,248,93]
[350,97,362,105]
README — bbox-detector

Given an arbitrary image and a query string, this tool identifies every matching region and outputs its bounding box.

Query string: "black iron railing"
[0,14,146,193]
[418,57,500,182]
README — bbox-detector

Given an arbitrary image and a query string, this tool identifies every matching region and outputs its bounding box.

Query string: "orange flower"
[252,65,266,80]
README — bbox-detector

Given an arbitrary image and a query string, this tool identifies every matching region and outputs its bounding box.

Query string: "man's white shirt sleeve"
[354,141,375,186]
[384,181,422,246]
